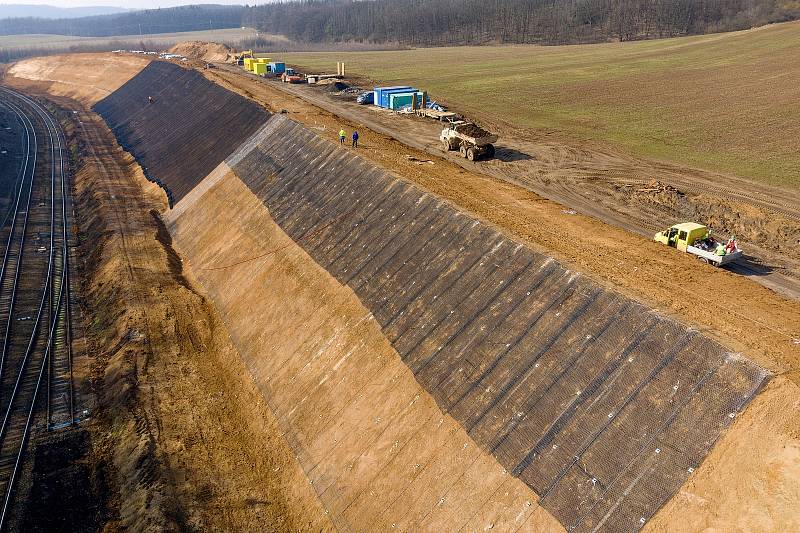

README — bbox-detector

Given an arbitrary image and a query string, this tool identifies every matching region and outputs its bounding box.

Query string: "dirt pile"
[168,41,233,63]
[455,122,491,137]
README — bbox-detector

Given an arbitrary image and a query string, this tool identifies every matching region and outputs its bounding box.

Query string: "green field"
[283,22,800,188]
[0,27,258,50]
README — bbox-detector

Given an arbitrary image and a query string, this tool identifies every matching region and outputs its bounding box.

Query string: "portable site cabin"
[269,62,286,74]
[243,58,256,71]
[389,91,423,110]
[373,86,413,108]
[252,62,268,75]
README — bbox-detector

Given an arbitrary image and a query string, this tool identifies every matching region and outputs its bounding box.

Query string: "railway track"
[0,87,74,528]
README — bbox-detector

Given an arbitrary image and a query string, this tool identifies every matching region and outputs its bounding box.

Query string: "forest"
[243,0,800,45]
[0,0,797,45]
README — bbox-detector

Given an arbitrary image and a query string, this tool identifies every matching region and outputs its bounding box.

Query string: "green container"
[253,62,268,75]
[388,91,423,110]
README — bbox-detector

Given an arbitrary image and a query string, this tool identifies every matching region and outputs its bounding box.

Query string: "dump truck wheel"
[485,144,495,158]
[442,139,451,151]
[459,144,468,158]
[466,147,476,161]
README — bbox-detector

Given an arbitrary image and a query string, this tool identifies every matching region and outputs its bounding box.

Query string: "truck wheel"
[466,147,476,161]
[485,144,495,158]
[442,139,451,151]
[459,144,468,158]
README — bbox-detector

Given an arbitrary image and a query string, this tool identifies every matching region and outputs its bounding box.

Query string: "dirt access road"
[204,65,800,386]
[221,65,800,301]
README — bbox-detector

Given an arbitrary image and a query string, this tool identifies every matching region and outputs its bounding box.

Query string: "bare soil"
[6,54,149,105]
[18,88,329,531]
[169,41,234,63]
[204,67,800,385]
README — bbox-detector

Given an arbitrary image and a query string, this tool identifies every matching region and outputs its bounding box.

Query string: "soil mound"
[169,41,233,63]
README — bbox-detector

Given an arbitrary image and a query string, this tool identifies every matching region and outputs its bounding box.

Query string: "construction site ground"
[218,65,800,301]
[3,53,799,530]
[204,65,800,381]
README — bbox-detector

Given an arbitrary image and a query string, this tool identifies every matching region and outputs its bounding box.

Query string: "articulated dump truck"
[654,222,743,266]
[441,121,498,161]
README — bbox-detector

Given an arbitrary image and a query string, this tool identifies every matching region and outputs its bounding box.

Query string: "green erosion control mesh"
[228,115,769,532]
[93,61,269,206]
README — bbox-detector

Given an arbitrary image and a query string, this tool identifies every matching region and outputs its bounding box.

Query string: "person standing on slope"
[339,128,346,145]
[352,130,359,148]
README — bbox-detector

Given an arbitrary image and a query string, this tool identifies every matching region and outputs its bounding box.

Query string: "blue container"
[269,62,286,74]
[374,86,412,108]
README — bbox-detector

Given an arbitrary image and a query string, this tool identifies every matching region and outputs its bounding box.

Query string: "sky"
[1,1,250,8]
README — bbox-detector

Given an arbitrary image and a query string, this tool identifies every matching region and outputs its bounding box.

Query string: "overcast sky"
[1,1,250,8]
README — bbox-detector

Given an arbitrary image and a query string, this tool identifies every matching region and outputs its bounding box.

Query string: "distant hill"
[0,4,131,20]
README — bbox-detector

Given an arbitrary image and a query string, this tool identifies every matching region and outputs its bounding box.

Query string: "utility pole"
[139,23,142,36]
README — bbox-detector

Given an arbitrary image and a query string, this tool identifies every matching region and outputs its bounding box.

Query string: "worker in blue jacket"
[352,130,359,148]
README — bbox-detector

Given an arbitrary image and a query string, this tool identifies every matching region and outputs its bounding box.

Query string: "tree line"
[0,1,797,45]
[242,0,799,45]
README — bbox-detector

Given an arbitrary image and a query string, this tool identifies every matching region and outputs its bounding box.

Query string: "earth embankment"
[6,52,798,532]
[167,115,770,531]
[92,61,268,204]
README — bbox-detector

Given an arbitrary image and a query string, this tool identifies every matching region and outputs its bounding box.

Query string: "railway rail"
[0,86,74,529]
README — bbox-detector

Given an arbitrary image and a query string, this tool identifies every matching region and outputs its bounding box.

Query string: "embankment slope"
[92,61,268,205]
[6,53,149,105]
[10,53,798,531]
[162,114,774,531]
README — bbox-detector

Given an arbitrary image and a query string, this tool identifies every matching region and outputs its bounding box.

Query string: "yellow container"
[243,58,255,70]
[253,62,268,75]
[256,57,270,63]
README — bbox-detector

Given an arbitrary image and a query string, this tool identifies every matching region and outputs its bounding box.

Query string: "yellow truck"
[654,222,742,266]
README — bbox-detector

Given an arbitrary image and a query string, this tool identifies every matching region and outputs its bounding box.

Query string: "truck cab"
[654,222,708,252]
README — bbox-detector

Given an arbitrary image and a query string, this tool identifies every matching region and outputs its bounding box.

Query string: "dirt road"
[204,66,800,387]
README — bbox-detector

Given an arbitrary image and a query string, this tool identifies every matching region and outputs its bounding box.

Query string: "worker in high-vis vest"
[339,129,346,145]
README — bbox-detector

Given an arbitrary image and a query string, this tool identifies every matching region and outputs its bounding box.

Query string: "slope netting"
[229,114,769,531]
[93,60,269,205]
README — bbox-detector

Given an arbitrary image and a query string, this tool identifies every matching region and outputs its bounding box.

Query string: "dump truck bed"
[452,123,498,145]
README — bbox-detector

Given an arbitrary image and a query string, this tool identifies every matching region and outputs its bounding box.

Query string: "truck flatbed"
[687,245,743,266]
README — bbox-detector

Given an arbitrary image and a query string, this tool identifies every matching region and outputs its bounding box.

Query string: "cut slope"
[92,60,268,205]
[167,164,560,531]
[6,53,150,105]
[172,115,768,532]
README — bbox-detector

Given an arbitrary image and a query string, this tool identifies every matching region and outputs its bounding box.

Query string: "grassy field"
[0,27,258,50]
[283,22,800,188]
